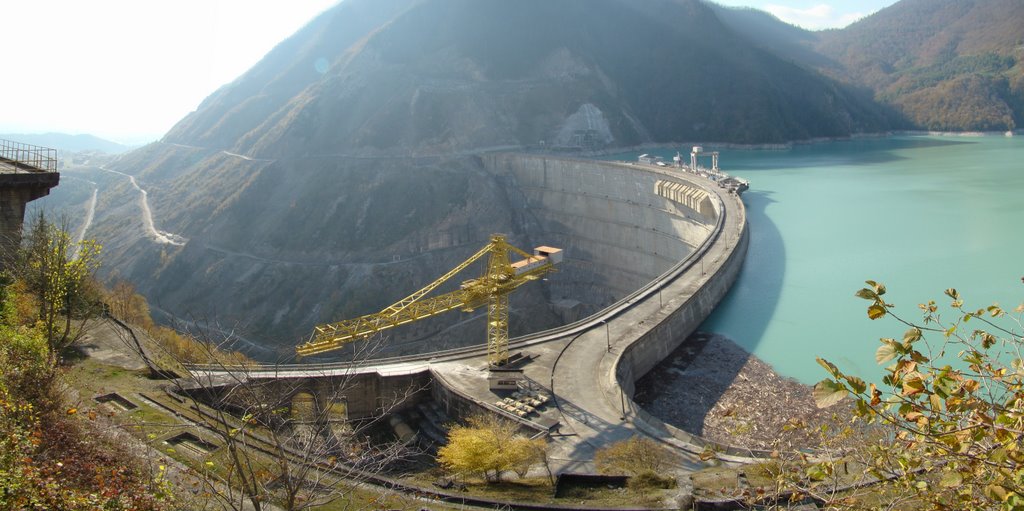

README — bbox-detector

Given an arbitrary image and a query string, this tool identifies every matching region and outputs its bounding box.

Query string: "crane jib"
[296,235,562,365]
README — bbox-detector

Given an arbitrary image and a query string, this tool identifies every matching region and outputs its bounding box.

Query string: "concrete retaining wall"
[318,371,432,419]
[486,154,753,453]
[210,371,433,421]
[0,173,60,264]
[617,224,760,457]
[616,223,747,393]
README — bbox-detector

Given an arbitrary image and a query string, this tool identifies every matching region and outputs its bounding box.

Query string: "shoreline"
[561,128,1019,158]
[634,332,843,452]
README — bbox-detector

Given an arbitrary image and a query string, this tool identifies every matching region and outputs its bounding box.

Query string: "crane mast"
[297,234,561,367]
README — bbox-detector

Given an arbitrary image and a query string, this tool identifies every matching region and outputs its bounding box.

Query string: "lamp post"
[603,320,610,351]
[619,388,627,421]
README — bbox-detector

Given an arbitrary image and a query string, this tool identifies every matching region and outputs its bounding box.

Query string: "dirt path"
[98,166,188,246]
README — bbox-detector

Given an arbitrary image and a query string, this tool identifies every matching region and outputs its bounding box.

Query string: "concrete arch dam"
[186,154,748,468]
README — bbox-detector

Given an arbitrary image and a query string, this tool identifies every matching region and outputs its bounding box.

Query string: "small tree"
[437,414,545,483]
[595,436,675,491]
[595,435,669,476]
[811,281,1024,510]
[107,279,152,327]
[17,212,101,363]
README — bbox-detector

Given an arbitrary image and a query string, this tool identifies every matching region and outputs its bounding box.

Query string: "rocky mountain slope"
[86,0,1019,358]
[166,0,891,155]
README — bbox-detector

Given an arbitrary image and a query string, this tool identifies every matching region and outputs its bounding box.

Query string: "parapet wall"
[617,223,747,396]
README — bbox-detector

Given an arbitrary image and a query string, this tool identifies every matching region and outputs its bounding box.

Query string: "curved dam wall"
[484,154,750,453]
[186,154,747,450]
[613,222,749,446]
[484,154,718,318]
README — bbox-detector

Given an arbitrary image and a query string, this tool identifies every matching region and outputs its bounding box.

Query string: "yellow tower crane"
[296,234,562,367]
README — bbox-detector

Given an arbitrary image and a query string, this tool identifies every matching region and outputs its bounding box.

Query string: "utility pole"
[603,320,611,351]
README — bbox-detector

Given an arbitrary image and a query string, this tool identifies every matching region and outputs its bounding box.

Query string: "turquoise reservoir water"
[612,135,1024,384]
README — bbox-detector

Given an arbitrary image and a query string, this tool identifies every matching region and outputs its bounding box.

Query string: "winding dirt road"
[98,166,187,246]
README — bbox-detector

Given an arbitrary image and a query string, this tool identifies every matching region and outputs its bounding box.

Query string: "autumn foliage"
[0,218,173,510]
[104,279,251,366]
[437,414,546,482]
[594,436,675,490]
[594,435,670,476]
[0,284,172,510]
[810,281,1024,510]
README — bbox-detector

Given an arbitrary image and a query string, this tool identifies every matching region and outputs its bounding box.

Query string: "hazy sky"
[4,0,339,144]
[3,0,897,145]
[714,0,898,30]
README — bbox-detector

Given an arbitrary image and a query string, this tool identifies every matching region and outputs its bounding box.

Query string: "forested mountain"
[711,0,1024,131]
[816,0,1024,131]
[85,0,1020,356]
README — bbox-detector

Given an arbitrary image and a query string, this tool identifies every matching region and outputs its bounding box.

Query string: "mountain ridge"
[1,132,131,154]
[717,0,1024,131]
[165,0,894,158]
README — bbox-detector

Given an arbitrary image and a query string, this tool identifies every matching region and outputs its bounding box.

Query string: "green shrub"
[595,436,669,476]
[628,470,676,490]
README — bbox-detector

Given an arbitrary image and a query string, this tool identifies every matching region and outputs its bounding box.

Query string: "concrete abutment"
[0,172,60,264]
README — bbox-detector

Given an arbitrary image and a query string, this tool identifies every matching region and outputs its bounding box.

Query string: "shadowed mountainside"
[166,0,893,155]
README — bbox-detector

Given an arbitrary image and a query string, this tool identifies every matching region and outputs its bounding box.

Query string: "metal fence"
[0,139,57,172]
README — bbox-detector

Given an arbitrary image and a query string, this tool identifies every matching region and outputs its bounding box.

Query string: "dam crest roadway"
[186,153,750,473]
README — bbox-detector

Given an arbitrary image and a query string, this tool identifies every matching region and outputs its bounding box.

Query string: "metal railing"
[0,139,57,173]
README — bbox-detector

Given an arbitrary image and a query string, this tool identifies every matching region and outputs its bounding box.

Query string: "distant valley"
[1,132,132,154]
